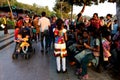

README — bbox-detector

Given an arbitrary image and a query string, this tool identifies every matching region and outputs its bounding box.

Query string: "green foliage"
[0,0,53,17]
[64,0,116,6]
[53,1,71,18]
[0,18,15,29]
[6,19,15,29]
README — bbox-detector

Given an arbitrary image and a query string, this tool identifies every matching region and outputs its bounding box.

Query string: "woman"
[33,15,40,41]
[53,18,67,73]
[89,13,102,30]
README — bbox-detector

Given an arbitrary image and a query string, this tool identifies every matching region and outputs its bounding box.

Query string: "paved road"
[0,41,117,80]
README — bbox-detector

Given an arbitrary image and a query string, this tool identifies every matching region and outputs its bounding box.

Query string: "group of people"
[14,11,68,73]
[14,9,120,80]
[67,11,120,79]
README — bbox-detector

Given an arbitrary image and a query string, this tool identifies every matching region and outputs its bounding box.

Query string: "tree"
[64,0,117,22]
[53,0,71,18]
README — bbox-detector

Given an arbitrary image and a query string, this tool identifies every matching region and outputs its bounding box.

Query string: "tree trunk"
[116,0,120,26]
[70,5,73,22]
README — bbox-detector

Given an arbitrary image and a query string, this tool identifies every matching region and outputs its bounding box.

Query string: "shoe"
[41,50,44,52]
[45,50,48,53]
[82,74,88,79]
[69,61,76,66]
[62,69,67,73]
[56,70,61,73]
[75,68,82,75]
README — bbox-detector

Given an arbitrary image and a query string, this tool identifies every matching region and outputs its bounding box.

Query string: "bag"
[74,49,92,63]
[1,24,5,28]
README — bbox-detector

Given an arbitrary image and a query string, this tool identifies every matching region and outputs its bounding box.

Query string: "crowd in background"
[0,10,119,79]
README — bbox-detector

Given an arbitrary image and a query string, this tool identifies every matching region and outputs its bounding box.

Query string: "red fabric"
[16,20,23,28]
[14,29,19,40]
[90,18,101,29]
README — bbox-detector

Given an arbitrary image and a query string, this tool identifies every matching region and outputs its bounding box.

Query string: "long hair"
[56,18,64,30]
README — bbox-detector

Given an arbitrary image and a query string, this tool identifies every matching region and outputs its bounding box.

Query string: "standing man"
[38,11,51,53]
[2,16,8,34]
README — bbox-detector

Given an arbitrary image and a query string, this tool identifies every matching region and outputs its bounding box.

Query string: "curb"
[0,40,14,50]
[0,33,14,50]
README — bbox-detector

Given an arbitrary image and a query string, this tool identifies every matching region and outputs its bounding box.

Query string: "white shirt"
[38,17,50,32]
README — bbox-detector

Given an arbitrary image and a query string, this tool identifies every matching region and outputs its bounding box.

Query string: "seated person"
[14,34,30,53]
[14,34,23,53]
[20,35,30,53]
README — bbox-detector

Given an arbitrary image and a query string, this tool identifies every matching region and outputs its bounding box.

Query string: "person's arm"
[107,21,112,28]
[38,19,41,27]
[79,4,86,14]
[74,31,78,42]
[64,32,67,41]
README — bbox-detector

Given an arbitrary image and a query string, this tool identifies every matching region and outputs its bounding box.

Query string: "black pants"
[41,30,49,49]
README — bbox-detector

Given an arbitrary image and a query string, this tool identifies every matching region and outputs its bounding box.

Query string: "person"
[104,14,113,31]
[49,16,57,48]
[2,16,8,34]
[74,30,91,76]
[112,27,120,71]
[20,35,30,53]
[74,4,86,42]
[38,11,51,53]
[111,20,118,38]
[16,16,24,29]
[14,26,20,40]
[77,29,100,79]
[89,13,103,30]
[19,25,30,38]
[64,18,70,30]
[53,18,67,73]
[14,34,23,53]
[14,26,20,53]
[102,30,111,69]
[31,26,37,42]
[33,15,40,42]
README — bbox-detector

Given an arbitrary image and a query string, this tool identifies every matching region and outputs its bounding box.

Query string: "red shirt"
[14,29,19,40]
[90,18,101,29]
[16,20,23,28]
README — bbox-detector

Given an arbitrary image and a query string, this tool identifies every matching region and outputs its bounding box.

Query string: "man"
[38,11,51,53]
[2,16,8,34]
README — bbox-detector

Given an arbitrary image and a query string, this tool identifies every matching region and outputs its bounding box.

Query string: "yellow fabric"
[3,18,7,24]
[20,42,30,47]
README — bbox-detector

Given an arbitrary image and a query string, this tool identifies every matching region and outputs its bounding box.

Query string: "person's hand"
[83,43,90,49]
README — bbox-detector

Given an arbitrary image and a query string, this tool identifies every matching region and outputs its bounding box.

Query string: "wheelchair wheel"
[23,54,30,59]
[23,54,26,59]
[12,54,18,59]
[26,54,30,59]
[33,48,35,54]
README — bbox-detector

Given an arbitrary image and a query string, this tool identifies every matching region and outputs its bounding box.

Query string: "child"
[53,18,67,73]
[20,35,30,53]
[14,34,23,53]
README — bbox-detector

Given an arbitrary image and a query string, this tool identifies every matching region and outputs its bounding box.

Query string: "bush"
[6,19,15,29]
[0,18,15,30]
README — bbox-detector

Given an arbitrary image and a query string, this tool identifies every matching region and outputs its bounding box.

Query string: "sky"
[17,0,116,17]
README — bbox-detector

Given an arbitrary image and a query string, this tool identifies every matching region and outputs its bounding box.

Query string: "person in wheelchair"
[20,35,30,53]
[14,34,30,54]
